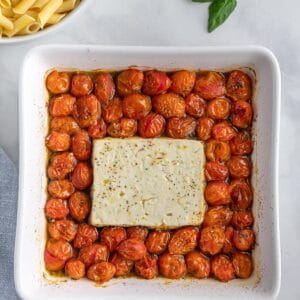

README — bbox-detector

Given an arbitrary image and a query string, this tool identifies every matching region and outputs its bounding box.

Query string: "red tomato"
[122,93,152,119]
[45,198,69,220]
[46,131,71,152]
[233,229,255,251]
[71,162,93,190]
[166,116,196,139]
[205,161,229,181]
[50,116,80,135]
[100,227,127,252]
[231,211,254,229]
[227,156,251,179]
[223,226,235,254]
[116,239,147,261]
[169,70,196,97]
[73,223,98,248]
[88,118,107,139]
[205,139,231,162]
[48,220,77,242]
[117,69,144,96]
[185,251,210,279]
[44,249,65,272]
[71,73,93,97]
[142,70,171,96]
[94,72,115,104]
[207,97,231,120]
[48,179,75,199]
[65,258,85,280]
[135,254,158,279]
[72,130,92,161]
[230,180,253,209]
[87,262,116,283]
[203,206,233,227]
[158,253,186,279]
[199,226,225,256]
[196,117,214,141]
[229,131,253,156]
[102,97,123,123]
[231,100,253,128]
[127,227,148,241]
[184,93,206,118]
[109,253,134,277]
[79,243,109,267]
[232,252,253,278]
[211,255,235,282]
[145,230,170,254]
[46,71,70,94]
[107,118,137,138]
[48,94,76,117]
[211,121,237,141]
[68,191,91,222]
[138,112,165,138]
[153,93,185,118]
[204,181,231,206]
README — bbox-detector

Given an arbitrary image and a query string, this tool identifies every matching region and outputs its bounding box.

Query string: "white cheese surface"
[90,138,206,228]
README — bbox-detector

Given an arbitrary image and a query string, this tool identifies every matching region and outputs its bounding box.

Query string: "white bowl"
[15,45,281,300]
[0,0,90,44]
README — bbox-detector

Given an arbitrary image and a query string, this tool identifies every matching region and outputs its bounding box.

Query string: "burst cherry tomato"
[145,230,170,254]
[153,93,185,118]
[109,253,134,277]
[116,239,147,261]
[135,254,158,279]
[102,97,123,123]
[229,131,253,156]
[207,97,231,120]
[94,73,115,104]
[232,252,253,278]
[211,121,237,141]
[88,118,107,139]
[73,223,98,248]
[79,243,109,267]
[205,161,228,181]
[117,69,144,96]
[107,118,137,138]
[227,156,251,179]
[127,227,148,241]
[46,71,70,94]
[46,131,71,152]
[87,262,116,283]
[72,130,92,161]
[48,94,76,117]
[223,226,235,254]
[50,116,80,135]
[196,117,214,141]
[68,191,91,222]
[199,226,225,256]
[231,100,253,128]
[230,179,253,209]
[211,255,235,282]
[233,229,255,251]
[231,211,254,230]
[204,181,231,206]
[100,227,127,252]
[122,93,152,119]
[48,179,75,199]
[205,139,231,162]
[203,206,233,227]
[71,162,93,190]
[158,253,186,279]
[138,112,165,138]
[48,220,77,242]
[166,116,196,139]
[44,198,69,220]
[169,70,196,97]
[65,258,85,280]
[185,251,210,279]
[71,73,93,97]
[142,70,171,96]
[184,93,206,118]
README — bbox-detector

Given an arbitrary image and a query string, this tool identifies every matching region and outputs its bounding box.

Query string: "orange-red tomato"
[142,70,171,96]
[204,181,231,206]
[46,131,71,152]
[88,118,107,139]
[73,94,101,128]
[145,230,170,254]
[166,116,196,139]
[231,100,253,128]
[232,252,253,278]
[47,152,77,180]
[169,70,196,97]
[71,162,93,190]
[184,93,206,118]
[207,97,231,120]
[158,253,186,279]
[227,156,251,179]
[71,73,93,97]
[138,113,165,138]
[127,227,148,241]
[109,253,134,277]
[230,179,253,210]
[194,72,225,100]
[68,191,91,222]
[205,161,229,181]
[46,71,70,94]
[100,227,127,252]
[196,117,214,141]
[226,70,252,102]
[229,131,253,156]
[211,255,235,282]
[231,211,254,230]
[116,239,147,261]
[72,130,92,161]
[50,116,80,135]
[65,258,85,280]
[73,223,98,248]
[117,69,144,96]
[122,93,152,119]
[107,118,137,138]
[102,97,123,123]
[203,206,233,227]
[233,229,255,251]
[185,251,210,279]
[153,93,185,118]
[48,179,75,199]
[87,262,116,283]
[223,226,235,254]
[205,139,231,162]
[45,198,69,220]
[135,254,158,279]
[168,226,199,255]
[199,226,225,256]
[79,243,109,267]
[211,121,237,141]
[94,73,115,104]
[48,94,76,117]
[48,220,77,242]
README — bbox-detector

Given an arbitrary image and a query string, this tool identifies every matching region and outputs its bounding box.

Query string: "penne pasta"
[26,9,38,18]
[56,0,75,13]
[31,0,49,9]
[3,13,34,36]
[46,12,65,25]
[1,7,13,17]
[0,26,3,37]
[0,0,11,9]
[13,0,37,14]
[38,0,62,28]
[19,20,40,34]
[0,8,14,30]
[11,0,19,5]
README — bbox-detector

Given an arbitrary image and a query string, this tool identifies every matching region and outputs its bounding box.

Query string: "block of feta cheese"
[90,137,206,228]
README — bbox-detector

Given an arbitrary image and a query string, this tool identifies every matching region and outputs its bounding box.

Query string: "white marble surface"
[0,0,299,298]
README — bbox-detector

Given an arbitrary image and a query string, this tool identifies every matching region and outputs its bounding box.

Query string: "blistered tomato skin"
[79,243,109,267]
[169,70,196,97]
[232,252,253,278]
[117,69,144,96]
[205,161,229,181]
[88,118,107,139]
[46,131,71,152]
[230,131,253,156]
[135,254,158,279]
[73,223,98,249]
[72,130,92,161]
[184,93,206,118]
[205,139,231,162]
[203,206,233,227]
[102,97,123,123]
[48,219,77,242]
[211,255,235,282]
[142,70,171,96]
[196,117,214,141]
[107,118,137,138]
[166,116,196,139]
[223,226,235,254]
[194,72,226,100]
[100,227,127,252]
[127,226,148,241]
[87,262,116,283]
[138,113,165,138]
[45,198,69,220]
[207,97,231,120]
[49,94,76,117]
[116,239,147,261]
[211,121,237,141]
[232,211,254,230]
[48,179,75,199]
[94,73,115,104]
[46,71,70,94]
[233,229,255,251]
[158,253,187,279]
[110,253,134,277]
[199,226,225,256]
[204,181,231,206]
[122,93,152,119]
[71,162,93,190]
[231,100,253,128]
[145,230,170,254]
[227,156,251,179]
[71,73,93,97]
[230,179,253,210]
[185,251,210,279]
[50,116,80,135]
[68,191,91,222]
[153,93,185,118]
[65,258,85,280]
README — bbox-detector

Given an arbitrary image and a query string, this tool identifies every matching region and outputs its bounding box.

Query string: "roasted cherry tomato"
[194,72,225,100]
[116,239,147,261]
[203,206,233,227]
[199,226,225,256]
[50,116,80,135]
[232,252,253,278]
[158,253,186,279]
[102,97,123,123]
[48,94,76,117]
[109,253,134,277]
[229,131,253,156]
[185,251,210,279]
[73,223,98,248]
[205,161,229,181]
[117,69,144,96]
[233,229,255,251]
[45,198,69,220]
[145,230,170,254]
[46,71,70,94]
[48,219,77,242]
[231,100,253,128]
[88,118,107,139]
[196,117,214,141]
[169,70,196,97]
[100,227,127,252]
[87,262,116,283]
[211,121,237,141]
[73,94,101,128]
[231,211,254,230]
[207,97,231,120]
[94,72,115,104]
[48,179,75,199]
[72,130,92,161]
[68,191,91,222]
[230,179,253,210]
[127,227,148,241]
[227,156,251,179]
[135,254,158,279]
[184,93,206,118]
[226,70,252,102]
[153,93,185,118]
[107,118,137,138]
[46,131,71,152]
[71,162,93,190]
[166,116,196,139]
[122,93,152,119]
[204,181,231,206]
[65,258,85,280]
[168,226,199,255]
[223,226,235,254]
[211,255,235,282]
[205,139,231,162]
[71,73,93,97]
[142,70,171,96]
[78,243,109,267]
[138,112,165,138]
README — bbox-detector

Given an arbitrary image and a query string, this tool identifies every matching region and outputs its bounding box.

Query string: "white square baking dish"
[15,45,281,300]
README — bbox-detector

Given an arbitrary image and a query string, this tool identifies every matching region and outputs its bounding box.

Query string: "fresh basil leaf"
[208,0,237,32]
[192,0,213,2]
